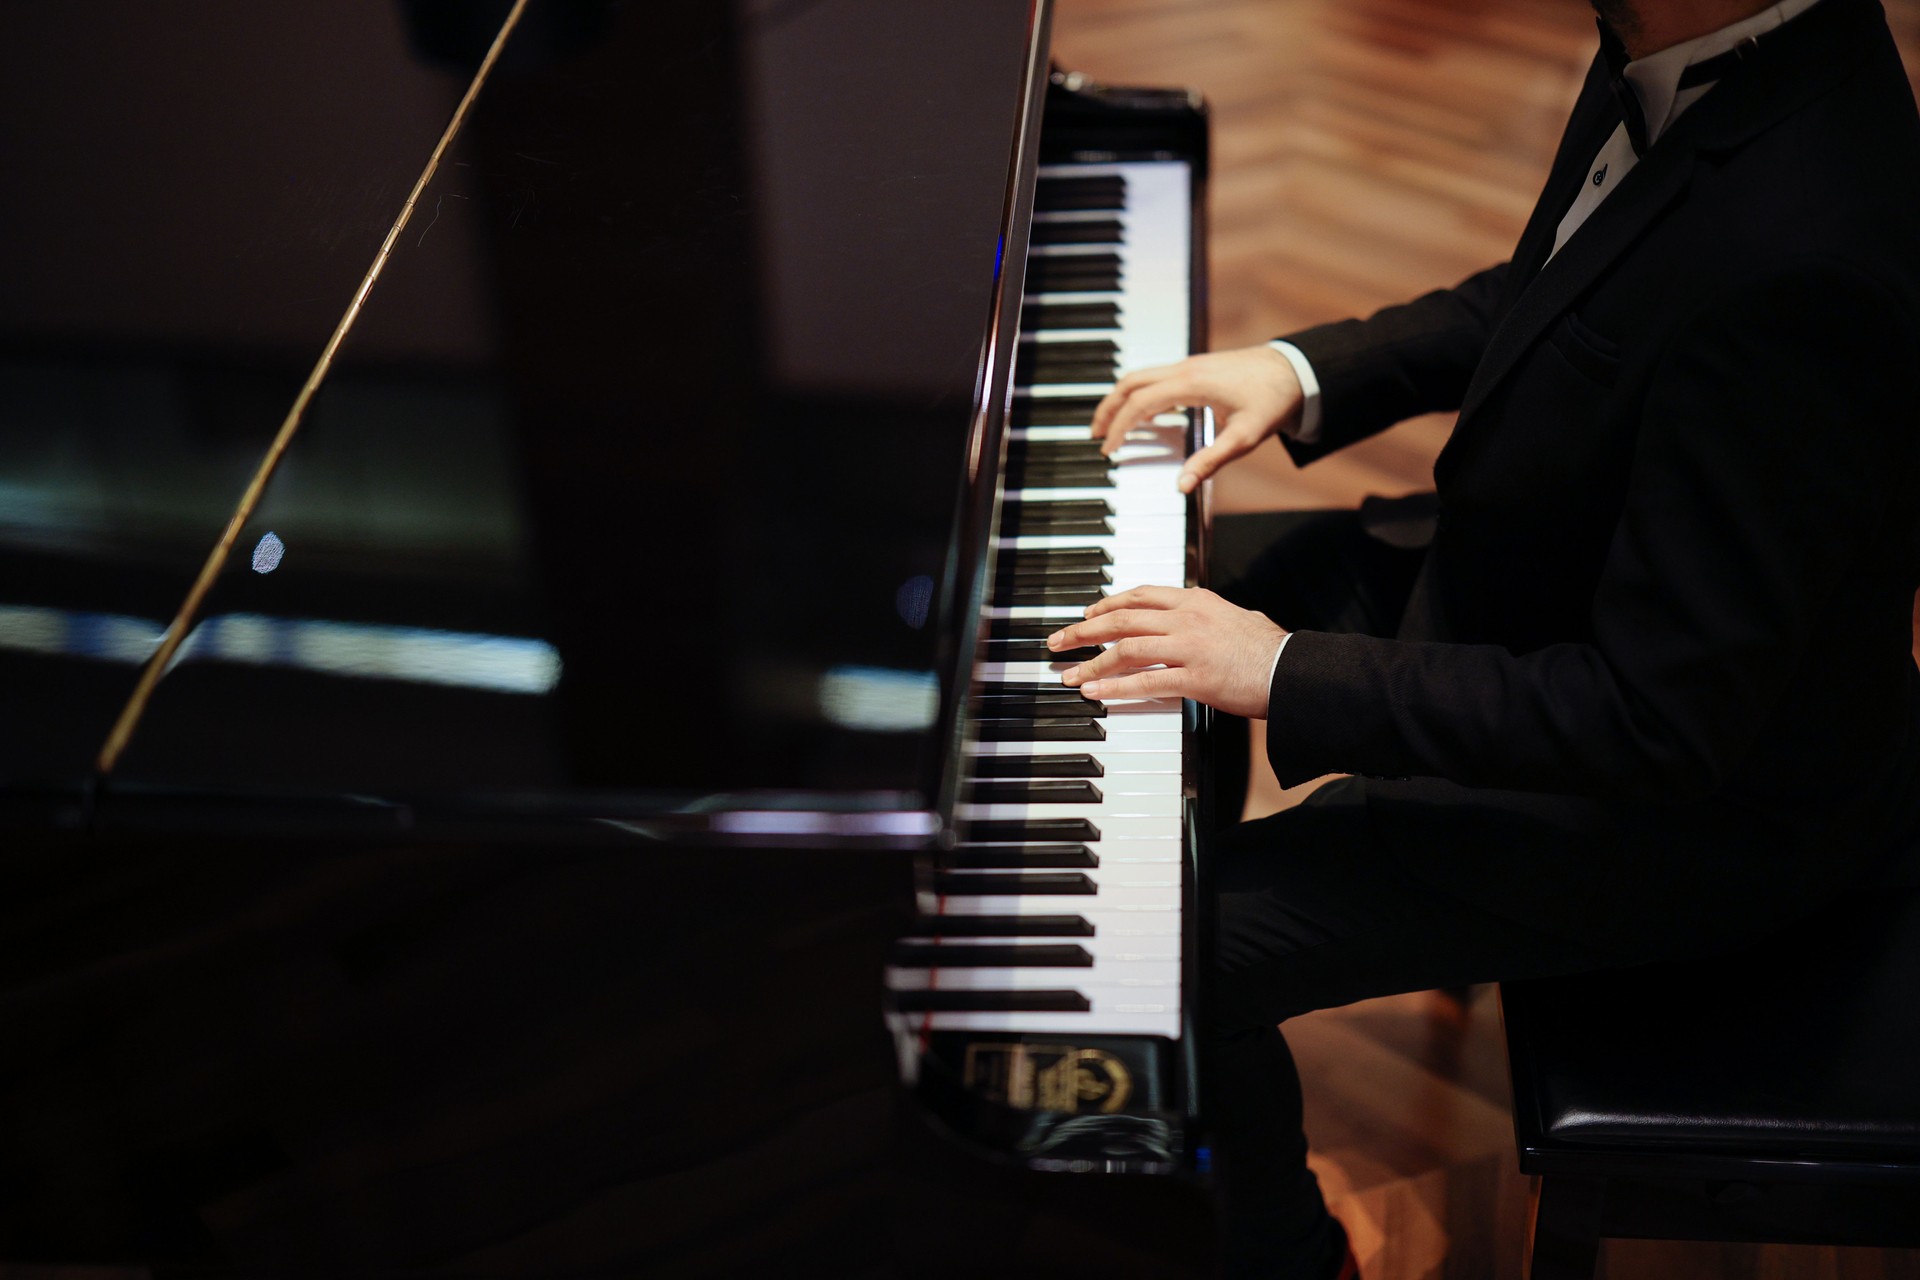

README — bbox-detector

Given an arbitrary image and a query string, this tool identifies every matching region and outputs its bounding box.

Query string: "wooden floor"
[1050,0,1920,1276]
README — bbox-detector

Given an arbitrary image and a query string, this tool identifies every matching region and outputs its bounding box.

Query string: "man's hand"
[1090,345,1306,493]
[1046,585,1288,719]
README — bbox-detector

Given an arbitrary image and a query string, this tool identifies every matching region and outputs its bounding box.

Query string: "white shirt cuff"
[1262,629,1294,717]
[1267,340,1323,444]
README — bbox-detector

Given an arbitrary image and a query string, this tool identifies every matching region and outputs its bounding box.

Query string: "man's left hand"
[1047,585,1288,719]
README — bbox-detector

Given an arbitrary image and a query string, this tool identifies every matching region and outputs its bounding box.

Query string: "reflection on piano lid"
[0,0,1041,812]
[0,1,1220,1273]
[0,604,562,695]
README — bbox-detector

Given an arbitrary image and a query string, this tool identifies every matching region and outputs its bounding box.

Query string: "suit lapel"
[1500,55,1619,310]
[1454,0,1883,428]
[1457,135,1695,424]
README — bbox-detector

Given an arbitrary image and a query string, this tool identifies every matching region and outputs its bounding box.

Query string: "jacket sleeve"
[1265,259,1920,800]
[1278,262,1511,465]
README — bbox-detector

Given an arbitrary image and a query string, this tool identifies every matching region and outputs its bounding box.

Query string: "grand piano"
[0,1,1216,1271]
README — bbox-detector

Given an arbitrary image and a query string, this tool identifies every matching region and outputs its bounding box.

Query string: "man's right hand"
[1089,344,1306,494]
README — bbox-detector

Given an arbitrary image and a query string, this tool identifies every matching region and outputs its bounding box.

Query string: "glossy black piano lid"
[0,0,1043,820]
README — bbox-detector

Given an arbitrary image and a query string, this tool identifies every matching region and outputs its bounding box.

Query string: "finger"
[1079,666,1188,702]
[1082,585,1191,619]
[1176,429,1257,495]
[1091,363,1180,438]
[1049,608,1179,652]
[1049,608,1175,652]
[1100,380,1200,457]
[1060,636,1180,686]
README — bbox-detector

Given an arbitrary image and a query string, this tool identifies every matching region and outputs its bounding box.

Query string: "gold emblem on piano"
[963,1043,1133,1114]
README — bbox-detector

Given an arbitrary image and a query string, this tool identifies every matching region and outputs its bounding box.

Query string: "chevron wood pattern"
[1051,0,1920,1276]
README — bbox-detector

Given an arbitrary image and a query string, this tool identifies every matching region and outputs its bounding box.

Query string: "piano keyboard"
[891,160,1196,1041]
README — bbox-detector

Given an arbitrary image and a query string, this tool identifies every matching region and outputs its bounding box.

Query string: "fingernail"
[1177,471,1197,494]
[1082,680,1104,698]
[1062,665,1082,684]
[1046,631,1064,649]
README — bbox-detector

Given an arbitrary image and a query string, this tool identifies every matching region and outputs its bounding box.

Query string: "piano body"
[0,1,1216,1272]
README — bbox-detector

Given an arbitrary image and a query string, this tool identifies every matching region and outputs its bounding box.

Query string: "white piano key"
[963,773,1179,797]
[1062,776,1183,798]
[957,794,1181,823]
[974,660,1194,692]
[900,935,1183,961]
[913,887,1186,919]
[1013,422,1185,444]
[1013,381,1115,396]
[1021,329,1121,344]
[994,532,1185,557]
[941,848,1182,873]
[1009,482,1185,513]
[886,965,1178,991]
[966,733,1184,757]
[931,889,1179,916]
[905,1009,1181,1037]
[1025,242,1125,258]
[1031,208,1129,224]
[1026,290,1123,305]
[956,815,1182,845]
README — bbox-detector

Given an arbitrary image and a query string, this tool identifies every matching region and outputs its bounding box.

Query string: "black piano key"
[1016,356,1117,388]
[1021,300,1123,330]
[908,914,1095,937]
[1016,358,1118,387]
[1035,178,1126,204]
[995,552,1111,577]
[1020,338,1117,363]
[1033,176,1127,212]
[971,692,1105,716]
[959,817,1102,842]
[998,514,1114,537]
[1026,252,1123,289]
[974,685,1104,703]
[1001,514,1111,536]
[1005,462,1116,489]
[1002,498,1114,521]
[1026,271,1122,296]
[964,754,1104,779]
[892,943,1094,968]
[985,621,1086,641]
[995,547,1112,573]
[892,989,1093,1014]
[1006,452,1114,472]
[996,585,1104,607]
[934,872,1098,896]
[939,843,1100,868]
[1007,435,1111,458]
[975,676,1083,690]
[964,779,1102,805]
[1029,219,1124,246]
[972,718,1106,743]
[1002,568,1110,590]
[1010,396,1107,427]
[1009,438,1109,461]
[980,641,1100,663]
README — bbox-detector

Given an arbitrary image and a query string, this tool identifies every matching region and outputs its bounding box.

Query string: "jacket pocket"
[1547,310,1622,385]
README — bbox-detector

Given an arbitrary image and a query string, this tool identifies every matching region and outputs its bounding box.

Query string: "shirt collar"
[1622,0,1826,145]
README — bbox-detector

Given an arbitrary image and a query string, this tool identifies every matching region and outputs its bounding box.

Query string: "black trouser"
[1201,510,1759,1277]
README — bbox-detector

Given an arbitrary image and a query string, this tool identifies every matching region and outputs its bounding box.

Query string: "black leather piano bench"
[1499,883,1920,1279]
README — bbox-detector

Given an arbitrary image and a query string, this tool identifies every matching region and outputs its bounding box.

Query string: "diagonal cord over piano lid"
[93,0,533,779]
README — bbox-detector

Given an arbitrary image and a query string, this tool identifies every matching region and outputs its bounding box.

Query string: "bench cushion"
[1503,889,1920,1160]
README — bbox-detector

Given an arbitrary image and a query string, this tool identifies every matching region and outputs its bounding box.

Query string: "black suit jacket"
[1267,0,1920,947]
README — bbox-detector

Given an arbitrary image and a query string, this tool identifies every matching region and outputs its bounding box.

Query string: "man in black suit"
[1046,0,1920,1273]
